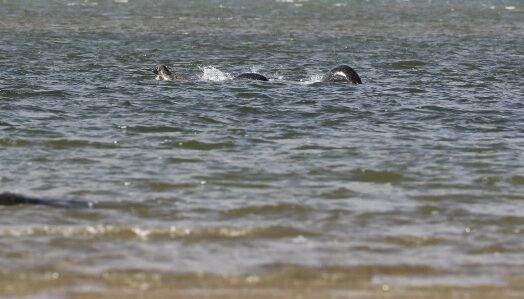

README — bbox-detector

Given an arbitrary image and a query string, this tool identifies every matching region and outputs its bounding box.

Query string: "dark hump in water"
[321,65,362,84]
[0,192,92,208]
[234,73,269,81]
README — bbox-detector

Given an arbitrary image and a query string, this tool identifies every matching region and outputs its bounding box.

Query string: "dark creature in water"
[321,65,362,84]
[233,72,269,81]
[152,63,362,83]
[0,192,92,208]
[153,64,268,81]
[153,64,189,81]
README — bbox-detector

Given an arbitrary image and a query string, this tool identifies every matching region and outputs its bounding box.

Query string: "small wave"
[166,157,201,164]
[235,92,274,100]
[147,181,182,192]
[510,175,524,185]
[0,89,69,97]
[199,66,232,81]
[66,1,98,6]
[389,60,426,69]
[474,175,524,187]
[350,168,405,183]
[0,138,28,147]
[172,140,235,151]
[0,120,12,127]
[125,125,184,133]
[44,139,119,149]
[319,187,358,200]
[384,235,445,247]
[469,244,520,254]
[258,263,440,286]
[222,203,310,218]
[0,224,317,240]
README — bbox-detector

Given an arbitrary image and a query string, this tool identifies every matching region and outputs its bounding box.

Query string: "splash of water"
[199,66,232,81]
[299,74,323,85]
[249,66,262,73]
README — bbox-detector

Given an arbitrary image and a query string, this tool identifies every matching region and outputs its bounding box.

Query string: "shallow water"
[1,0,524,297]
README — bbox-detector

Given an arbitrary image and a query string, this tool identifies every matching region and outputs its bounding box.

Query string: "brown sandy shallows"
[1,266,523,299]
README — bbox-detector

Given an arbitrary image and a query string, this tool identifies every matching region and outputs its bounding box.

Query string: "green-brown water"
[1,0,523,298]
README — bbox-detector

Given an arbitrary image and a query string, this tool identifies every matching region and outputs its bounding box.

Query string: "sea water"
[0,0,523,297]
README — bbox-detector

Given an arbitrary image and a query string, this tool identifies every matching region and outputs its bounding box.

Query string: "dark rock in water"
[153,64,189,81]
[321,65,362,84]
[234,73,269,81]
[0,192,92,208]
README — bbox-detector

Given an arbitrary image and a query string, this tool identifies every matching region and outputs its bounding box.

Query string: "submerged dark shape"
[234,72,269,81]
[0,192,92,208]
[153,64,188,81]
[321,65,362,84]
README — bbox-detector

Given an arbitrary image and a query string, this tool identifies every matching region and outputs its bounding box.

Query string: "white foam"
[67,1,98,6]
[199,66,232,81]
[505,6,516,10]
[249,65,262,73]
[299,74,323,85]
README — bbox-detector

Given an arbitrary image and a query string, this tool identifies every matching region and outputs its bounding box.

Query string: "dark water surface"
[1,0,523,298]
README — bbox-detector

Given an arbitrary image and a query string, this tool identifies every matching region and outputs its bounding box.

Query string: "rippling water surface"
[1,0,523,298]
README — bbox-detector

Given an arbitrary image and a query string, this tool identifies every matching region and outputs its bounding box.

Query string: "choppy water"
[1,0,523,298]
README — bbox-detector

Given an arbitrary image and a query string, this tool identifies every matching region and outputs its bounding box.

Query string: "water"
[1,0,523,297]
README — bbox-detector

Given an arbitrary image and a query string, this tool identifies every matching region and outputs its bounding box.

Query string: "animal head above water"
[153,64,173,80]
